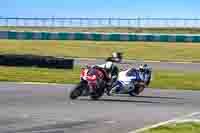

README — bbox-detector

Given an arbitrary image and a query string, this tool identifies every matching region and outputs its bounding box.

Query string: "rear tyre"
[90,88,104,100]
[132,86,144,96]
[128,90,138,96]
[128,84,145,96]
[90,95,102,100]
[127,85,137,96]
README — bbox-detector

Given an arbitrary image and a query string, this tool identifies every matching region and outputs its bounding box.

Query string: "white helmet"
[105,62,113,69]
[139,64,145,72]
[111,52,122,62]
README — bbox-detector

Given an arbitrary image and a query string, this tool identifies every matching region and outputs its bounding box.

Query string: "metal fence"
[1,17,200,28]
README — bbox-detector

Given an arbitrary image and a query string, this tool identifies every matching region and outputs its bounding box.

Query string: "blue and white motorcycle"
[111,67,152,96]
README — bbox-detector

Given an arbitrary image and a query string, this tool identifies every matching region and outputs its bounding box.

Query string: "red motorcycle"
[70,66,109,100]
[87,66,109,100]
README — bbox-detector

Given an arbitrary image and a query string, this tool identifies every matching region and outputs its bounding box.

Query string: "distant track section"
[0,54,74,69]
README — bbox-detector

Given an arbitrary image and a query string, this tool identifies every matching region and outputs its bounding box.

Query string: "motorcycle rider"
[138,64,152,86]
[124,64,151,95]
[94,52,123,95]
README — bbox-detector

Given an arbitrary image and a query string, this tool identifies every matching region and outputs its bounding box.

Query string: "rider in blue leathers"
[127,64,152,94]
[111,64,152,95]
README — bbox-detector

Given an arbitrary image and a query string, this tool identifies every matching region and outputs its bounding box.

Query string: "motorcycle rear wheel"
[90,89,104,100]
[128,85,145,96]
[90,95,102,100]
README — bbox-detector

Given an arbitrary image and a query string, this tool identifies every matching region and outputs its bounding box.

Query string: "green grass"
[0,66,200,91]
[150,70,200,90]
[1,26,200,34]
[142,122,200,133]
[1,40,200,62]
[0,66,80,84]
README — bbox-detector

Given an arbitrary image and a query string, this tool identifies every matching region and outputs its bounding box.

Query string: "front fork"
[128,80,135,92]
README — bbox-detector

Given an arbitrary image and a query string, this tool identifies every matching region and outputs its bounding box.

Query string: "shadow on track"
[78,97,185,105]
[114,94,184,100]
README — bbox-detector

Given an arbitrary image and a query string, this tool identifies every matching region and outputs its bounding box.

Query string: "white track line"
[175,119,200,123]
[144,60,161,63]
[130,112,200,133]
[19,82,62,86]
[170,61,193,64]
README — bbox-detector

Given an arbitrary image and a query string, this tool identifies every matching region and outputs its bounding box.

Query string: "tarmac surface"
[74,58,200,72]
[0,82,200,133]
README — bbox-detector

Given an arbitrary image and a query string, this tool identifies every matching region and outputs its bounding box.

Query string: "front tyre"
[70,85,83,100]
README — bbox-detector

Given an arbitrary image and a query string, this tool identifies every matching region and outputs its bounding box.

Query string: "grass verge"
[150,70,200,90]
[0,66,200,91]
[1,40,200,62]
[0,66,80,84]
[142,122,200,133]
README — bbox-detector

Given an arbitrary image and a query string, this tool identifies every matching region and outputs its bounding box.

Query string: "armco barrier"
[0,54,74,69]
[1,31,200,42]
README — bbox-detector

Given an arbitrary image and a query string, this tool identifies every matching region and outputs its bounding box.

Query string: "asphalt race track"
[75,58,200,72]
[0,82,200,133]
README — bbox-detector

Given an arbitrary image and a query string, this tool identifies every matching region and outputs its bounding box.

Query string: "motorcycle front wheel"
[70,84,84,100]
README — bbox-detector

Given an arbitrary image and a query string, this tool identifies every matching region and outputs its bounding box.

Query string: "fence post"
[60,19,65,27]
[0,18,1,26]
[69,18,73,26]
[98,18,102,26]
[51,17,55,27]
[80,18,83,27]
[137,17,141,28]
[5,18,9,27]
[128,19,131,26]
[23,19,28,27]
[15,18,19,27]
[42,19,46,27]
[118,18,120,27]
[34,18,37,27]
[108,18,112,26]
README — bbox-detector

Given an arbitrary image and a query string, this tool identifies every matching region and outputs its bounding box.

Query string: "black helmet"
[143,64,148,69]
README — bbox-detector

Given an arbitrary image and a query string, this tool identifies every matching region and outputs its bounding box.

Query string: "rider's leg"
[110,81,123,94]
